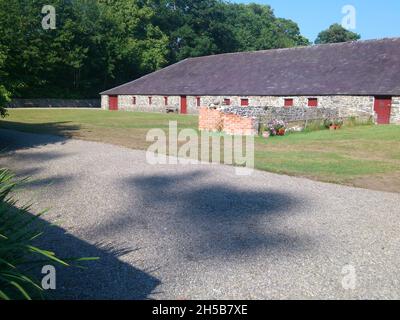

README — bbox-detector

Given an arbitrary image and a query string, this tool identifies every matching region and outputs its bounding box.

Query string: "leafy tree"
[0,44,10,117]
[151,1,309,63]
[0,0,169,98]
[227,4,309,52]
[0,0,309,99]
[315,23,360,44]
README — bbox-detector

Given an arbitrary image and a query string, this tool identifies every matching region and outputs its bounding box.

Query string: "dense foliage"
[315,23,361,44]
[0,0,309,99]
[0,44,9,117]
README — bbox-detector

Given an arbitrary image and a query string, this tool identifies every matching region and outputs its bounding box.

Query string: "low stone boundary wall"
[221,106,340,123]
[199,106,344,136]
[7,99,101,108]
[199,107,258,136]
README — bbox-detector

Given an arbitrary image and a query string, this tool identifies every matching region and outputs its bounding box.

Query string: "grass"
[1,109,400,192]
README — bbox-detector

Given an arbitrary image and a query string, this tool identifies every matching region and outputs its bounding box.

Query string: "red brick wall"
[199,107,257,135]
[199,107,223,131]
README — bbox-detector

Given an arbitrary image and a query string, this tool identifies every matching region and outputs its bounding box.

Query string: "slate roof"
[101,38,400,96]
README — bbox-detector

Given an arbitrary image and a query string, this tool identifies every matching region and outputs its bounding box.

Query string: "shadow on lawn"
[30,210,161,300]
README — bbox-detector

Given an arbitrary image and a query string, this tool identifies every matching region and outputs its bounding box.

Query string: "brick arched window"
[132,96,136,105]
[196,97,201,107]
[164,96,168,106]
[148,97,152,105]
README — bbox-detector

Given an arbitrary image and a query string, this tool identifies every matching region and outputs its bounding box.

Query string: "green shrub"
[0,168,97,300]
[0,85,10,118]
[344,116,374,127]
[303,119,326,132]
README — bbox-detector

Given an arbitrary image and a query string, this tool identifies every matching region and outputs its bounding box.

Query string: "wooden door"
[180,96,187,114]
[109,96,118,111]
[374,97,392,124]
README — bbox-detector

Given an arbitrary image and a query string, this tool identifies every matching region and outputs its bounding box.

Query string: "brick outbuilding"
[101,38,400,124]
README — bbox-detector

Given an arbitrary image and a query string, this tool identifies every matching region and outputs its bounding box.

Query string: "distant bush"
[303,119,326,133]
[344,116,374,127]
[0,85,10,118]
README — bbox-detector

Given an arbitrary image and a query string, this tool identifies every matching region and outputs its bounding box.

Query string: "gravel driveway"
[1,128,399,299]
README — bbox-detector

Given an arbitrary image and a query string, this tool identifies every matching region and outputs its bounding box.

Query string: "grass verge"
[1,109,399,192]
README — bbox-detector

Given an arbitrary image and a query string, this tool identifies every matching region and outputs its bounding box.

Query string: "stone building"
[101,38,400,124]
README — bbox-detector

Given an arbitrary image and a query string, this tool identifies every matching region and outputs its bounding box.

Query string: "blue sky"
[233,0,400,42]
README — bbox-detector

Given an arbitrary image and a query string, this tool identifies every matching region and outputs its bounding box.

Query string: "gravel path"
[1,128,399,300]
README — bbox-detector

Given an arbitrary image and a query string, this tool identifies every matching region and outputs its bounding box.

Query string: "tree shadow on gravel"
[95,171,313,260]
[30,211,161,300]
[0,123,80,152]
[0,129,77,190]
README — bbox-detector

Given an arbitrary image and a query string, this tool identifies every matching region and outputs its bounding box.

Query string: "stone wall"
[101,94,376,117]
[221,106,340,123]
[391,97,400,124]
[101,95,109,109]
[104,95,197,113]
[8,99,101,108]
[101,94,400,124]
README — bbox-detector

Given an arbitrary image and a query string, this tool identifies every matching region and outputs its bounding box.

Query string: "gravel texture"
[1,128,399,300]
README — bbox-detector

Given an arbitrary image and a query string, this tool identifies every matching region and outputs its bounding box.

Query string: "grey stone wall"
[107,95,197,114]
[8,99,101,108]
[220,106,340,123]
[101,94,400,124]
[101,95,109,109]
[391,97,400,124]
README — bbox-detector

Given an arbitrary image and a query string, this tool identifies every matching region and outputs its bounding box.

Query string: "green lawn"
[1,109,399,192]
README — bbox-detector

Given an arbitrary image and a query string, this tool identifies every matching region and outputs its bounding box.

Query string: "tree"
[0,86,9,118]
[315,23,360,44]
[0,0,309,99]
[228,4,309,52]
[0,44,9,117]
[0,0,169,98]
[151,1,309,63]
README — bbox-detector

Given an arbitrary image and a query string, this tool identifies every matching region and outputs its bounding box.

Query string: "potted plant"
[267,119,287,136]
[278,128,286,136]
[325,118,343,130]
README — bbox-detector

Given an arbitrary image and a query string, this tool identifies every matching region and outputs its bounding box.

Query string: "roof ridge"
[187,37,400,60]
[100,36,400,97]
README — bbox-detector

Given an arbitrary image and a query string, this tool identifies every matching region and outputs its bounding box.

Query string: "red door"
[374,97,392,124]
[180,96,187,114]
[109,96,118,111]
